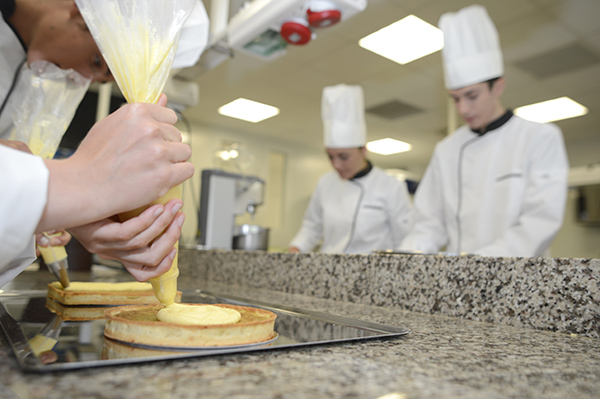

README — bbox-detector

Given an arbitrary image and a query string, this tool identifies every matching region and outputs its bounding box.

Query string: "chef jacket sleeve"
[387,178,414,248]
[398,147,449,253]
[289,184,324,252]
[475,125,568,257]
[0,146,48,287]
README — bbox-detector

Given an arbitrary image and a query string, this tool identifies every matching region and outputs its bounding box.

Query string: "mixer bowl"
[232,224,269,251]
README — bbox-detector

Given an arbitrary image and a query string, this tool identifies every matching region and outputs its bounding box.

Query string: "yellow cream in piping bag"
[118,185,182,306]
[77,1,189,307]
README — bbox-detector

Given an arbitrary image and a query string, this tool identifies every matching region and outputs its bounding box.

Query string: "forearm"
[36,158,105,233]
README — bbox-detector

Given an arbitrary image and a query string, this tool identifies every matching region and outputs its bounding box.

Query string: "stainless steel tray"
[0,289,410,373]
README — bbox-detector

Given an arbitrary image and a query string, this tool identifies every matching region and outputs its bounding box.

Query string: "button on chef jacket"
[400,112,568,257]
[290,164,413,254]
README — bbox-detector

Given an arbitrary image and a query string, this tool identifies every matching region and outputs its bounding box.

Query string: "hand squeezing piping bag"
[75,0,198,306]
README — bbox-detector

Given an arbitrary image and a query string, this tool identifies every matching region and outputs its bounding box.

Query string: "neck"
[484,102,506,128]
[351,159,372,180]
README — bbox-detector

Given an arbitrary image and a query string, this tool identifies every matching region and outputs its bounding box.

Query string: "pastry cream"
[28,334,57,356]
[38,243,67,263]
[118,185,182,306]
[86,2,175,104]
[81,4,186,307]
[104,304,277,347]
[157,303,242,326]
[61,281,151,292]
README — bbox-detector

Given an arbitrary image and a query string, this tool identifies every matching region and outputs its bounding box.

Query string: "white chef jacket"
[400,113,568,257]
[290,166,413,254]
[0,4,27,138]
[0,146,48,287]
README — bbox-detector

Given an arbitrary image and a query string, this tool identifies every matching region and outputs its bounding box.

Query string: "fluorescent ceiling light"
[359,15,443,65]
[366,138,412,155]
[215,149,239,161]
[218,98,279,123]
[514,97,588,123]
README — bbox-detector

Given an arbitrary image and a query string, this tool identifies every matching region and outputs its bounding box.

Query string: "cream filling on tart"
[157,303,241,326]
[61,282,152,292]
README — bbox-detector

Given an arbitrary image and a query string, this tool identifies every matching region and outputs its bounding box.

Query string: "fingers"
[39,351,58,365]
[143,101,177,125]
[36,231,72,247]
[70,200,184,254]
[122,248,177,282]
[0,139,31,154]
[166,162,195,187]
[105,211,185,266]
[110,201,183,251]
[158,93,168,107]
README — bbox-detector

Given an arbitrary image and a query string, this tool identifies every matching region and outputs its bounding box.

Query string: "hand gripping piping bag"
[75,0,198,306]
[9,60,92,287]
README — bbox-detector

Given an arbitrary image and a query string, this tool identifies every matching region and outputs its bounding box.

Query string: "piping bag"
[75,0,200,306]
[28,314,63,358]
[9,61,92,288]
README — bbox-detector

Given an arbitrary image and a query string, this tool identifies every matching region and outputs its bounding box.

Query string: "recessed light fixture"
[366,138,412,155]
[359,15,444,65]
[514,97,588,123]
[218,98,280,123]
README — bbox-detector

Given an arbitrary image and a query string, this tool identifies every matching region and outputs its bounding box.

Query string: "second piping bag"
[74,0,209,305]
[9,60,92,288]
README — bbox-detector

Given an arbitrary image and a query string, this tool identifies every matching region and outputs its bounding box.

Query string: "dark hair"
[487,77,501,89]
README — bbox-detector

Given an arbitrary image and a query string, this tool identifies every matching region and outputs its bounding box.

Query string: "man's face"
[27,6,112,82]
[449,79,504,130]
[326,147,367,180]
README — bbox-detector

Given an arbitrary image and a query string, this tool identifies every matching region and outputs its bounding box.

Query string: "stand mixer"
[198,169,268,250]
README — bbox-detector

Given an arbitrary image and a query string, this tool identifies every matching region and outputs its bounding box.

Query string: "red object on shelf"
[307,8,342,28]
[280,21,312,45]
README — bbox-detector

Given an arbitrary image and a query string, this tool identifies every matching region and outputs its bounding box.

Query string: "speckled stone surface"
[1,278,599,399]
[179,250,600,338]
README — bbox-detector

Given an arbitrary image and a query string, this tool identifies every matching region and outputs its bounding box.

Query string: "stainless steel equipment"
[0,290,410,372]
[198,169,267,250]
[232,224,270,251]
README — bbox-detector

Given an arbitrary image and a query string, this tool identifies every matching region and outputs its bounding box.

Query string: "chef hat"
[322,84,367,148]
[439,5,503,90]
[173,0,209,69]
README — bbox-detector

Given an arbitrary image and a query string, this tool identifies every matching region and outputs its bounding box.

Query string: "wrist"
[37,158,98,232]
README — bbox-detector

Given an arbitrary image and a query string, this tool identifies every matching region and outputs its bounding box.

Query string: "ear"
[68,1,80,18]
[492,77,506,99]
[68,1,87,28]
[359,146,367,157]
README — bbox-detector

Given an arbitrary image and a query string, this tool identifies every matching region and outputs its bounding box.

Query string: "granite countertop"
[1,268,599,399]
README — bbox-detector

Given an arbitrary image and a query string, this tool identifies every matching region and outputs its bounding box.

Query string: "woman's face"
[326,147,367,179]
[27,6,112,82]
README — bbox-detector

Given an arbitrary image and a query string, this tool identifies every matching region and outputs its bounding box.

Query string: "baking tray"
[0,289,410,373]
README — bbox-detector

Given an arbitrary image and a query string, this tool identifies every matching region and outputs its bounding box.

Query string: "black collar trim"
[351,161,373,180]
[0,0,16,18]
[471,110,513,136]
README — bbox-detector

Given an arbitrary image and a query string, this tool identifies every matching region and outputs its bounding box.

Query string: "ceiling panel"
[547,0,600,36]
[501,12,578,62]
[183,0,600,176]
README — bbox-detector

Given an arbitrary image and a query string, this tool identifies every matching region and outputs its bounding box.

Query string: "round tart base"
[104,303,277,347]
[47,282,182,306]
